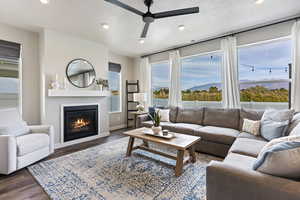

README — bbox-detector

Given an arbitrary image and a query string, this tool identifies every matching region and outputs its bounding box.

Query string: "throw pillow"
[0,108,30,137]
[158,109,170,122]
[253,135,300,179]
[260,109,294,141]
[288,112,300,135]
[0,121,29,137]
[290,123,300,136]
[242,119,260,136]
[149,106,165,118]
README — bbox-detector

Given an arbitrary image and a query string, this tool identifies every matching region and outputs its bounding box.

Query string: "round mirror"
[66,59,96,88]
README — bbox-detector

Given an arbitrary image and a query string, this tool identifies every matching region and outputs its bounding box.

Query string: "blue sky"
[152,39,292,90]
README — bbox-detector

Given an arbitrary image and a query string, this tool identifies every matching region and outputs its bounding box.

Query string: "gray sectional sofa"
[137,107,300,200]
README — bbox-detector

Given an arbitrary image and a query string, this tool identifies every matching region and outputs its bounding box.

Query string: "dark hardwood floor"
[0,129,129,200]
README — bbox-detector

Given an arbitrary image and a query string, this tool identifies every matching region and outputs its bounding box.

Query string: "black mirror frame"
[66,58,96,88]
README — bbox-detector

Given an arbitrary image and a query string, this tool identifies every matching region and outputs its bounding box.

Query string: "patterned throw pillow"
[242,119,260,136]
[253,135,300,179]
[157,109,170,122]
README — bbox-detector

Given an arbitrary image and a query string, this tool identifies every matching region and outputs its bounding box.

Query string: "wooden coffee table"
[123,127,201,176]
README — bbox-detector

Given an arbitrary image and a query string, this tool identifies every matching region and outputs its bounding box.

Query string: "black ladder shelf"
[126,80,140,128]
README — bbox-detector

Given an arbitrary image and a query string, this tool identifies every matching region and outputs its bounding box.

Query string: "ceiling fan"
[104,0,199,38]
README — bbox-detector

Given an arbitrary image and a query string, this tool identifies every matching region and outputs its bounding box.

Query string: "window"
[238,38,292,109]
[151,61,170,107]
[181,53,222,108]
[0,40,21,110]
[108,63,121,113]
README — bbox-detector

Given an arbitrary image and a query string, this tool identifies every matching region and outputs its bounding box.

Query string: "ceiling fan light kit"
[104,0,199,38]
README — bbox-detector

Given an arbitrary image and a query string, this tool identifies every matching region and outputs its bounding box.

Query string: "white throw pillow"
[253,135,300,179]
[242,119,260,136]
[0,121,29,137]
[158,109,170,122]
[290,122,300,136]
[0,108,29,137]
[260,109,294,141]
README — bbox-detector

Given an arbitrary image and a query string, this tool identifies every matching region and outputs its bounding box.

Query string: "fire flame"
[73,118,90,129]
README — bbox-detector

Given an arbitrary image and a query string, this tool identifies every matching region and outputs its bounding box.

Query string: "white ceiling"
[0,0,300,57]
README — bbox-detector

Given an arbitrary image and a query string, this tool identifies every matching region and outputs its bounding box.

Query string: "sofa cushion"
[239,108,264,131]
[176,107,204,125]
[169,106,178,123]
[238,132,266,141]
[194,126,239,145]
[174,123,202,135]
[16,133,50,157]
[224,153,256,170]
[229,138,267,158]
[203,108,240,130]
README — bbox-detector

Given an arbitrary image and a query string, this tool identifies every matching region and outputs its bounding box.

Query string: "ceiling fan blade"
[153,7,199,19]
[141,23,150,38]
[104,0,144,16]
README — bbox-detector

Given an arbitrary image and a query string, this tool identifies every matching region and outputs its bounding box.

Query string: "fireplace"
[63,104,99,142]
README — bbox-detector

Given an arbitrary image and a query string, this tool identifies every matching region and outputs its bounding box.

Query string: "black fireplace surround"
[63,105,98,142]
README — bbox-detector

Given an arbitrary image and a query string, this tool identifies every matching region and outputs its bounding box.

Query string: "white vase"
[152,126,162,134]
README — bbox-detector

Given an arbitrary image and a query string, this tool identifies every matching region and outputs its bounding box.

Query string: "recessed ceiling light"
[101,23,109,30]
[139,39,145,44]
[40,0,50,4]
[255,0,264,4]
[178,25,185,31]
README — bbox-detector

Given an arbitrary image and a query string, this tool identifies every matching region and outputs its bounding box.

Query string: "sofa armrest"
[28,125,55,154]
[136,114,150,128]
[206,161,300,200]
[0,135,17,174]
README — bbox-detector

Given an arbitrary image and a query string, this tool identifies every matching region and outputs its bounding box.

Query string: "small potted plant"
[149,110,162,134]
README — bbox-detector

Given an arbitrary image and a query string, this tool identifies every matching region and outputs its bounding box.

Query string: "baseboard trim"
[54,132,110,149]
[110,124,127,131]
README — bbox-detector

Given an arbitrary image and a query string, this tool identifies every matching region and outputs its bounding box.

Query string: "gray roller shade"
[109,62,121,73]
[0,40,21,61]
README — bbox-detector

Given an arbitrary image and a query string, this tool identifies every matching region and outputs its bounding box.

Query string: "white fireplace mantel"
[48,89,110,97]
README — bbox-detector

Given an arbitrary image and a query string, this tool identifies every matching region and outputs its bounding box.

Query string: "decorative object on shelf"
[50,74,60,90]
[149,110,162,134]
[133,93,147,112]
[95,78,109,91]
[62,77,69,90]
[66,58,96,88]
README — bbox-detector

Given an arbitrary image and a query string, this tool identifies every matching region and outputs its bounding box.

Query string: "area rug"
[28,137,221,200]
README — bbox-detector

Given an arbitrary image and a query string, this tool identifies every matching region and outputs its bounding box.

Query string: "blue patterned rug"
[28,137,221,200]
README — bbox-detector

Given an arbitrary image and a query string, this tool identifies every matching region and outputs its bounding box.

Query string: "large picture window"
[108,63,121,113]
[238,38,292,109]
[181,53,222,108]
[151,61,170,107]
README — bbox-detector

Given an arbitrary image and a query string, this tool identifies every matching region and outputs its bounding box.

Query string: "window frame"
[237,36,292,108]
[108,70,122,114]
[150,60,170,107]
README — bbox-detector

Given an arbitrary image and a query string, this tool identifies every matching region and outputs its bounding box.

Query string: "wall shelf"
[48,89,110,97]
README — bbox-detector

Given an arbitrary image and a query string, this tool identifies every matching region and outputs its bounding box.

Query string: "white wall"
[108,52,134,130]
[0,23,40,124]
[40,29,110,145]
